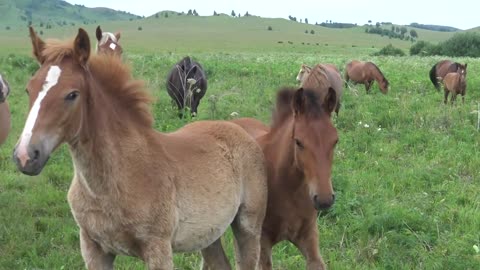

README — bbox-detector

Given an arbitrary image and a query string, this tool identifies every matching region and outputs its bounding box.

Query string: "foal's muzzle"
[313,194,335,210]
[13,143,50,176]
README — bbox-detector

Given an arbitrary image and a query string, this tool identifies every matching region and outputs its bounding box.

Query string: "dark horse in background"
[166,56,207,117]
[429,60,467,90]
[0,73,11,146]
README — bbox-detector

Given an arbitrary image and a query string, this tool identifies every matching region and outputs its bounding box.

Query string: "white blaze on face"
[17,65,62,166]
[109,43,117,50]
[0,74,8,98]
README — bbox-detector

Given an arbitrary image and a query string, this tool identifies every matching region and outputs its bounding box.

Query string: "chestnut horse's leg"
[201,239,232,270]
[143,240,174,270]
[444,90,449,104]
[365,81,373,94]
[259,235,274,270]
[79,229,116,270]
[292,226,326,270]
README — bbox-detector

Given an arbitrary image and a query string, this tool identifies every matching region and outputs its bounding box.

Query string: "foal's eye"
[294,138,304,149]
[65,91,79,101]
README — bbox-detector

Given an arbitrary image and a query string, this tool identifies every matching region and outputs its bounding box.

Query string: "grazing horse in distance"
[231,86,338,270]
[166,56,207,117]
[429,60,466,90]
[0,73,11,146]
[298,63,343,115]
[95,25,123,57]
[13,27,267,270]
[345,60,389,94]
[442,64,467,104]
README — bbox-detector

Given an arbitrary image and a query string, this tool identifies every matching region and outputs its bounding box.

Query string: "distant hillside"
[0,0,141,27]
[409,23,458,32]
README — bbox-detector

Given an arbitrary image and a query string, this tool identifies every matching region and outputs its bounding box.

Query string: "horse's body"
[442,64,467,104]
[297,64,343,114]
[345,60,389,94]
[166,56,207,117]
[231,87,339,270]
[0,73,11,146]
[429,60,465,90]
[13,27,267,270]
[96,25,123,57]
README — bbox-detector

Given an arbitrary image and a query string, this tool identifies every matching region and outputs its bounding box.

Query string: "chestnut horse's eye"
[65,91,79,101]
[294,138,304,149]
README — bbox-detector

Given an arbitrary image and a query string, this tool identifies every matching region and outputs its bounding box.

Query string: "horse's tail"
[429,64,440,90]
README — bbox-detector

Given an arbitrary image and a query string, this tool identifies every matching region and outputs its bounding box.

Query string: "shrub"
[267,26,272,31]
[310,30,315,34]
[138,26,143,31]
[373,44,405,56]
[5,26,10,30]
[304,30,308,34]
[439,32,480,57]
[410,41,431,56]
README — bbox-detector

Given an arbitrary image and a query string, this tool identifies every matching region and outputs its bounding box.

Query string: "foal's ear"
[74,28,91,66]
[95,26,102,42]
[323,87,337,114]
[115,32,121,41]
[292,88,306,116]
[29,27,46,64]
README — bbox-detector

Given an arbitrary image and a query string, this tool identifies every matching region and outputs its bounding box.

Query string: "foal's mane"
[271,87,324,130]
[42,38,153,128]
[302,64,330,89]
[368,62,387,81]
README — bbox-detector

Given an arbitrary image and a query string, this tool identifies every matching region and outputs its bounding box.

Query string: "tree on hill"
[231,10,236,17]
[187,9,193,15]
[305,18,308,24]
[400,26,408,35]
[368,20,372,24]
[245,11,250,17]
[410,29,418,38]
[165,13,168,18]
[193,9,198,16]
[214,11,217,16]
[155,13,159,18]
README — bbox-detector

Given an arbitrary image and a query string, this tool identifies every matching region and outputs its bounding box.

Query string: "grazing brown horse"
[231,86,338,270]
[442,64,467,104]
[0,73,11,146]
[297,64,343,115]
[13,27,267,270]
[429,60,466,90]
[166,56,208,117]
[345,60,389,94]
[95,25,123,57]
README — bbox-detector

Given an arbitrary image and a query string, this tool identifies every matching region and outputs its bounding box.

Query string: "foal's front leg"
[143,240,174,270]
[80,229,116,270]
[292,227,326,270]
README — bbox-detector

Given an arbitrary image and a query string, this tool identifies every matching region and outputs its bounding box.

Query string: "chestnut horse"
[231,86,338,270]
[95,25,123,57]
[297,64,343,115]
[13,27,267,270]
[429,60,466,90]
[345,60,389,94]
[166,56,208,117]
[0,73,11,146]
[442,64,467,104]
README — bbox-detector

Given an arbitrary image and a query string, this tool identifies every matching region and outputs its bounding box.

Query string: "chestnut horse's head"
[13,27,91,175]
[0,73,10,103]
[95,25,122,57]
[291,88,338,210]
[296,64,311,82]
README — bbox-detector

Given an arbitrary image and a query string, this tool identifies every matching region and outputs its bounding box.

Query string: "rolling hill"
[0,0,140,27]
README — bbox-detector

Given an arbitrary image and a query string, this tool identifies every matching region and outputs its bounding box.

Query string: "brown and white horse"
[232,86,338,270]
[96,25,123,57]
[442,64,467,104]
[0,73,11,146]
[13,27,267,270]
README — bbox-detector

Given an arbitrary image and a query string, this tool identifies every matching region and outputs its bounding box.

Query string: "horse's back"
[231,118,269,140]
[436,60,456,78]
[0,102,11,145]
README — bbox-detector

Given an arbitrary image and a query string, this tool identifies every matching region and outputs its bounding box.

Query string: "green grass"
[0,23,479,269]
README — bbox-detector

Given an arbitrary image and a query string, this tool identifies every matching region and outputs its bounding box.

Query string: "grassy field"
[0,17,479,270]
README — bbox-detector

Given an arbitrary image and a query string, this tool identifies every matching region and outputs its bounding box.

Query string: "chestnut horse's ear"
[74,28,91,66]
[115,32,121,41]
[292,88,306,116]
[95,26,102,42]
[323,87,337,114]
[29,27,46,63]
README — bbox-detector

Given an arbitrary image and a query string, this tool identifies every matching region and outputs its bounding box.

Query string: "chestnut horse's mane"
[271,87,324,130]
[368,61,388,83]
[41,38,153,128]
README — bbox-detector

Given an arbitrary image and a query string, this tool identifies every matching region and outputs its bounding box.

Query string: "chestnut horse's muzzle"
[13,143,50,176]
[313,194,335,210]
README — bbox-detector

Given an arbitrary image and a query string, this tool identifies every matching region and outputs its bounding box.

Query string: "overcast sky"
[66,0,477,30]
